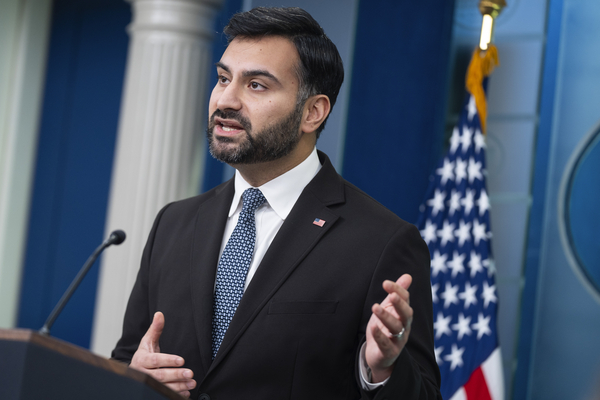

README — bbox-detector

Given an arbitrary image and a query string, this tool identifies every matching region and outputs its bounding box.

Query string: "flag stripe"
[464,367,492,400]
[449,388,466,400]
[481,348,504,400]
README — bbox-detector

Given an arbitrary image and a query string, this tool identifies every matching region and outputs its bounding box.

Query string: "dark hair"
[224,7,344,137]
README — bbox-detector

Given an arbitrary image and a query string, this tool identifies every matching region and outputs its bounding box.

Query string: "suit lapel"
[190,180,234,376]
[208,152,346,372]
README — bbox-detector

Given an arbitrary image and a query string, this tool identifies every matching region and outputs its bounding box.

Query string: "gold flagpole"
[462,0,506,134]
[478,0,507,50]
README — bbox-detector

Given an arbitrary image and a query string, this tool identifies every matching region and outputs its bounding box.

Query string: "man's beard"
[206,104,303,165]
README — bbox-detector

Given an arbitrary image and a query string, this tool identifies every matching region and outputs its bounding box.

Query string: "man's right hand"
[130,312,196,398]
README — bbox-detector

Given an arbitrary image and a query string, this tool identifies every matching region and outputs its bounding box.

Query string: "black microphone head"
[108,230,126,245]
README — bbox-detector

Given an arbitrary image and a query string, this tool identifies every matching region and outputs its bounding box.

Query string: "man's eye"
[218,75,229,84]
[250,82,265,90]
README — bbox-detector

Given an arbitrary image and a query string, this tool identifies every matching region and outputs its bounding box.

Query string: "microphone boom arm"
[39,230,126,336]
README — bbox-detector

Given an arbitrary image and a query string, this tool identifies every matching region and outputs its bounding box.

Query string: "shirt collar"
[229,147,322,219]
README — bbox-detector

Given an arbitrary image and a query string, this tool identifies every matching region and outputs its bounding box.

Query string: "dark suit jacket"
[113,151,441,400]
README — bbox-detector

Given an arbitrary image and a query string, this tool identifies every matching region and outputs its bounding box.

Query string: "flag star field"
[417,94,500,399]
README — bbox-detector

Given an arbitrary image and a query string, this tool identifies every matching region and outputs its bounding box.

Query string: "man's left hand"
[365,274,413,383]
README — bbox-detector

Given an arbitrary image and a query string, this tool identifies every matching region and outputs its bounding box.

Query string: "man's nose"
[216,82,242,111]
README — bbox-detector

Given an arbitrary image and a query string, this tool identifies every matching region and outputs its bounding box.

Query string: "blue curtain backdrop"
[18,0,130,348]
[342,0,456,224]
[201,0,244,193]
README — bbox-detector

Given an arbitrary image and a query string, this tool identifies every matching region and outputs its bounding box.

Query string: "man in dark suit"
[112,7,441,400]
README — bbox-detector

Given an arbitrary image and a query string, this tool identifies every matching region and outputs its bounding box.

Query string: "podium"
[0,328,183,400]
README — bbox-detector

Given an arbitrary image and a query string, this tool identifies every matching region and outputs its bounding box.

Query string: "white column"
[0,0,53,328]
[91,0,222,356]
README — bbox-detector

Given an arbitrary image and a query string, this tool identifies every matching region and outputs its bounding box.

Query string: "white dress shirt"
[218,147,386,390]
[217,146,321,289]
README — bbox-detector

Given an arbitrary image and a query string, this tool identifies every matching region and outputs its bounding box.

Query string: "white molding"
[557,118,600,305]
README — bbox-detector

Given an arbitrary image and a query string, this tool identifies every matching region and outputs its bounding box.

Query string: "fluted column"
[0,0,52,328]
[91,0,222,356]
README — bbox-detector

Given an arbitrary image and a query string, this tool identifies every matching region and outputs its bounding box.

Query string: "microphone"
[107,229,126,245]
[39,230,126,336]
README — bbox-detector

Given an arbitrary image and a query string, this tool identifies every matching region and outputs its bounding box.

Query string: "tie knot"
[241,188,266,214]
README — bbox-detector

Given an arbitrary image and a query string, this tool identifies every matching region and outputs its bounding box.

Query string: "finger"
[397,298,414,332]
[397,273,412,289]
[385,274,412,294]
[382,274,412,303]
[141,312,165,353]
[373,303,404,338]
[385,291,413,328]
[382,292,403,319]
[162,378,196,393]
[369,316,399,359]
[137,352,186,369]
[147,366,194,383]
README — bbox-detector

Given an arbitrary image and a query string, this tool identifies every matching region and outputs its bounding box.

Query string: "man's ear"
[301,95,331,134]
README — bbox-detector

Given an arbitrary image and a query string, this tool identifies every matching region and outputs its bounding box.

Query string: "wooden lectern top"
[0,328,184,400]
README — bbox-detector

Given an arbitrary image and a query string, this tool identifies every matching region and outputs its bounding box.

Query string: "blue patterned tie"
[211,188,266,359]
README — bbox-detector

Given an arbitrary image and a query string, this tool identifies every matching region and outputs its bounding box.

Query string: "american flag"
[416,50,504,400]
[313,218,326,227]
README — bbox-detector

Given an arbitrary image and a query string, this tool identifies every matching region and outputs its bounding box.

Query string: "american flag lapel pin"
[313,218,326,227]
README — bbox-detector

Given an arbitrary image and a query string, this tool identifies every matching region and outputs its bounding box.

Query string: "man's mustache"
[209,109,252,132]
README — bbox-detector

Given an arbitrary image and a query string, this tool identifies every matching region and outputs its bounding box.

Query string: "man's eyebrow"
[215,61,281,86]
[242,69,280,85]
[215,61,230,73]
